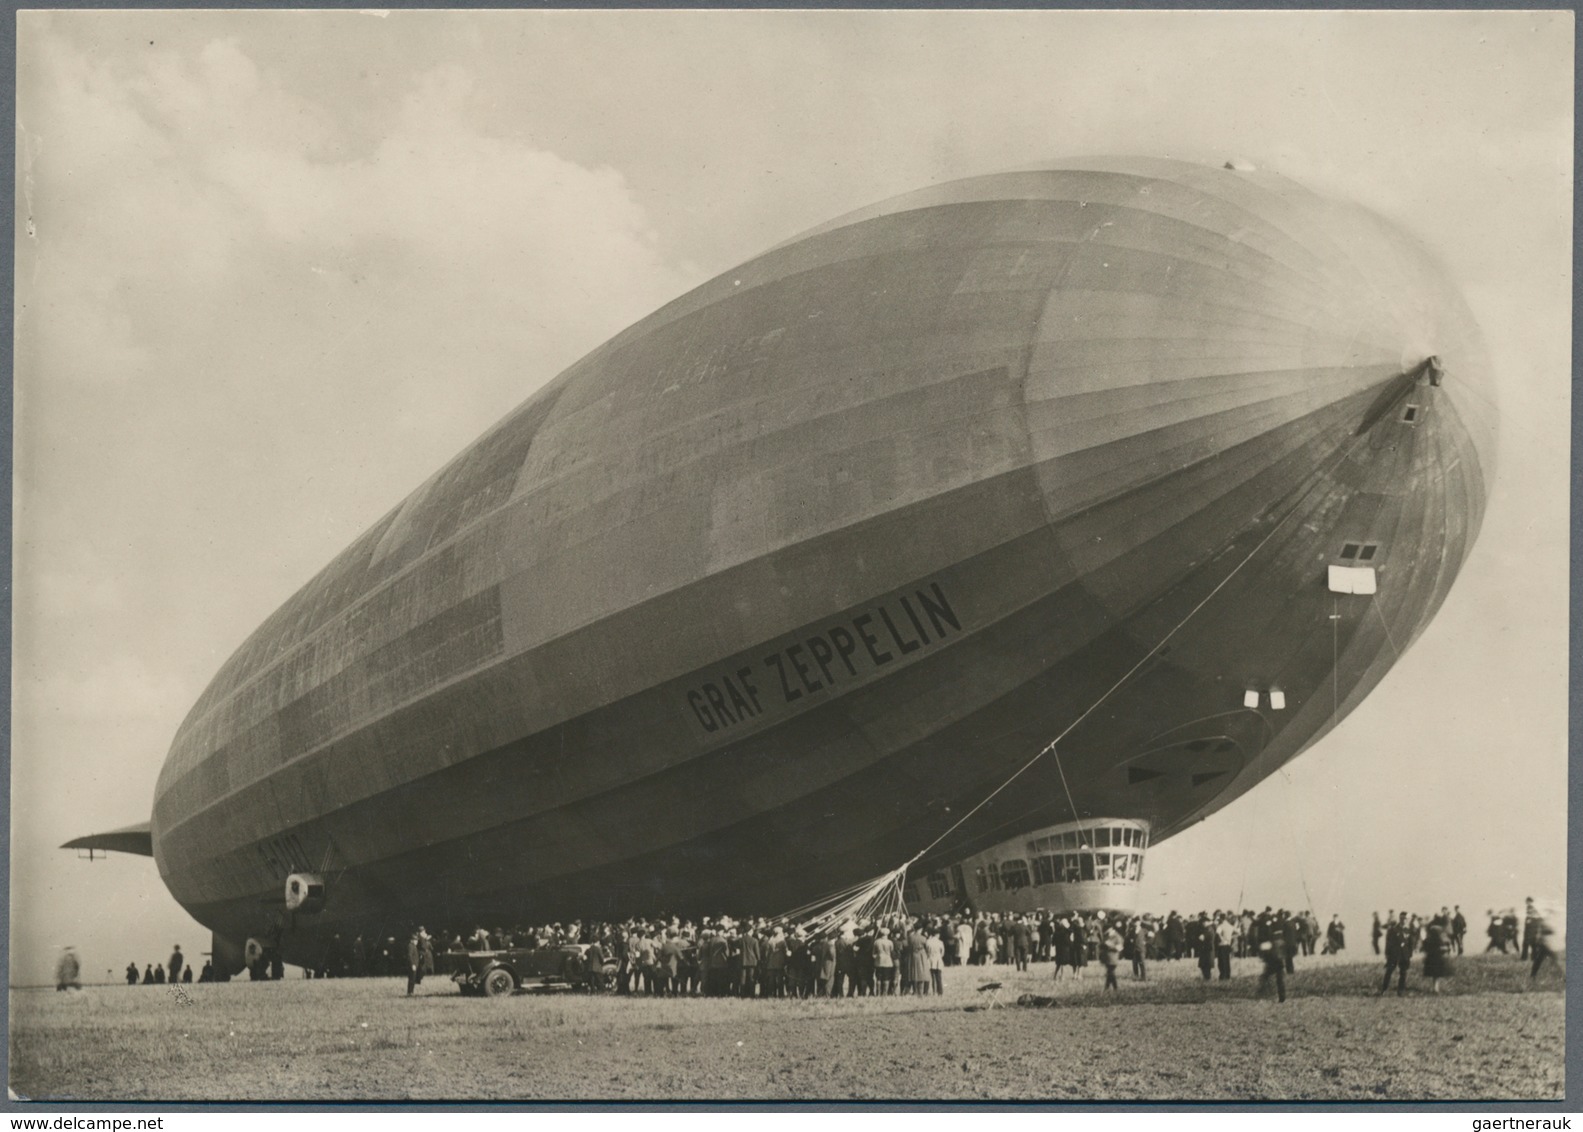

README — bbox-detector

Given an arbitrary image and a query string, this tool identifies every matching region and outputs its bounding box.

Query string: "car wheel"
[483,967,516,998]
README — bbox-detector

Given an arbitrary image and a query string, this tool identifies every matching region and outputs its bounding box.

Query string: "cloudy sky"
[11,10,1571,986]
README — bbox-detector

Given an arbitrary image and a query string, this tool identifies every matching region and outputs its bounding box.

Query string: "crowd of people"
[344,905,1341,990]
[103,898,1560,1001]
[344,905,1380,1002]
[121,944,215,986]
[1369,899,1560,993]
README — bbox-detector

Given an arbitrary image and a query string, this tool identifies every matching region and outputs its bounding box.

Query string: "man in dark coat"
[1194,915,1214,980]
[1503,909,1521,954]
[1011,917,1033,972]
[1451,906,1467,955]
[405,931,425,996]
[1071,917,1088,971]
[1485,911,1505,952]
[1256,931,1286,1002]
[1127,918,1150,981]
[1379,911,1413,996]
[706,930,730,997]
[583,937,608,992]
[659,930,686,997]
[835,930,857,996]
[125,962,140,985]
[739,926,761,997]
[1528,906,1557,980]
[1051,916,1073,979]
[168,945,185,985]
[1166,912,1186,961]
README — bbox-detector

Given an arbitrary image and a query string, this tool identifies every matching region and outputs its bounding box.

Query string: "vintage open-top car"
[440,944,617,997]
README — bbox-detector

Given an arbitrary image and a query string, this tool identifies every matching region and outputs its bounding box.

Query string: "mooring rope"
[1372,597,1402,661]
[778,407,1385,931]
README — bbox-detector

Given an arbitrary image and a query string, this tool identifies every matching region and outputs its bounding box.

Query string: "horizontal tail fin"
[61,821,153,857]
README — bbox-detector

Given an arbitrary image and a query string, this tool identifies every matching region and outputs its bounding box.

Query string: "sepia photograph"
[8,8,1572,1105]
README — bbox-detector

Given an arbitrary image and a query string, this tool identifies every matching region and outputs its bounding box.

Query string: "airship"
[68,157,1494,973]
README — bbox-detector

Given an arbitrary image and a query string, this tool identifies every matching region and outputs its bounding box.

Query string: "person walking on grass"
[1527,907,1557,981]
[1099,922,1123,993]
[405,929,425,996]
[1379,911,1413,996]
[1256,929,1287,1003]
[1071,916,1090,978]
[1012,916,1033,973]
[55,946,81,991]
[1420,914,1455,994]
[1194,914,1215,981]
[1128,917,1150,981]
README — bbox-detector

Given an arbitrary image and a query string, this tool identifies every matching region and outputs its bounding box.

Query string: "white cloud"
[13,28,695,802]
[20,34,690,398]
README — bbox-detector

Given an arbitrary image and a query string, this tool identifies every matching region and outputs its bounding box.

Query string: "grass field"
[8,952,1564,1102]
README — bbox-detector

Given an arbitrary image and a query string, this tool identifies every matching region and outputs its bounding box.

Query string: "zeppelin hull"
[150,159,1494,957]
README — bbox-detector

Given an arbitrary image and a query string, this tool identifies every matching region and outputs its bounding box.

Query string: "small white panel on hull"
[1327,565,1377,594]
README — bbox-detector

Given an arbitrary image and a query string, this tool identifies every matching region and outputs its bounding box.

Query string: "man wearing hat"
[1194,914,1214,980]
[1379,911,1413,996]
[738,922,761,998]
